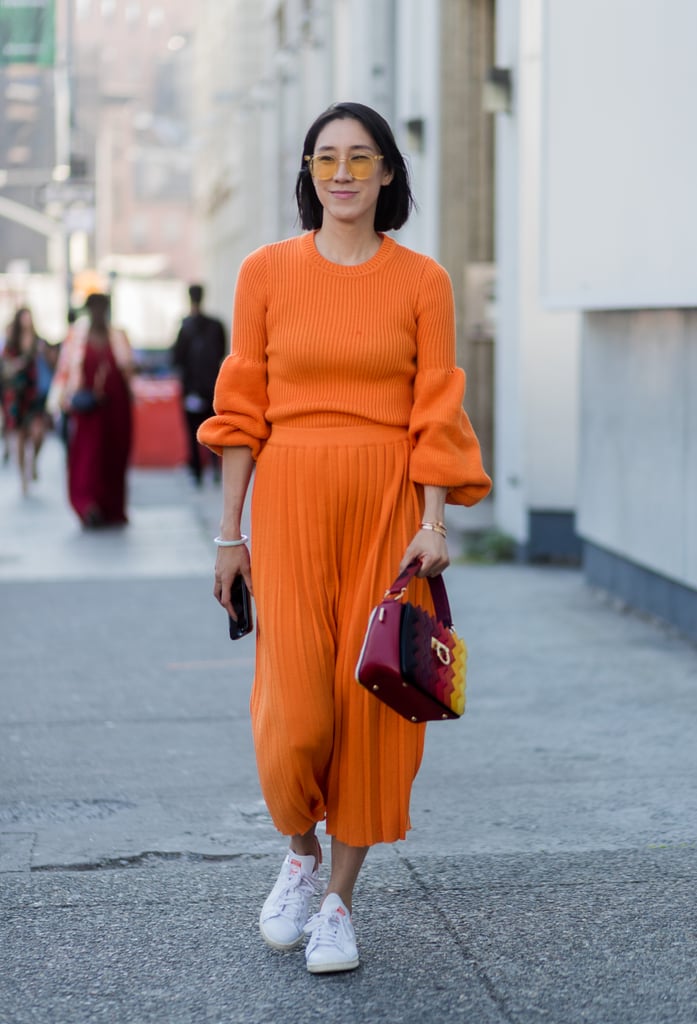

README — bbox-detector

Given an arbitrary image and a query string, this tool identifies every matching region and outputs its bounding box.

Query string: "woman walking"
[0,307,51,494]
[199,102,491,973]
[51,293,133,527]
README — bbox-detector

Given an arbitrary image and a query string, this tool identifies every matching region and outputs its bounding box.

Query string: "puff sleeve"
[197,249,271,459]
[408,260,492,506]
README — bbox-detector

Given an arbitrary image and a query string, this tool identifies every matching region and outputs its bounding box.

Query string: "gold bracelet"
[420,521,447,538]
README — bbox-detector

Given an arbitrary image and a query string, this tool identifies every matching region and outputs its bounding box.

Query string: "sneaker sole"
[259,918,305,952]
[307,957,359,974]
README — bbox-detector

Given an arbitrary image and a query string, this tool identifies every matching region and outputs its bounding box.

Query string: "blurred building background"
[0,0,65,327]
[0,0,198,347]
[1,0,695,639]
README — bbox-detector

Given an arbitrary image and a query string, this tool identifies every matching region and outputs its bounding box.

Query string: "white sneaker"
[304,893,359,973]
[259,850,322,950]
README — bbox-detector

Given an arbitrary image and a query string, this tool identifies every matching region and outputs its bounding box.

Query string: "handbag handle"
[383,559,453,628]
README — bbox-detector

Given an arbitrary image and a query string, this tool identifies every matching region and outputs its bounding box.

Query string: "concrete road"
[1,436,695,1023]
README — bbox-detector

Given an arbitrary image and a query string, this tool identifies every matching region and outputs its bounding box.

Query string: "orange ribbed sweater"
[198,230,491,505]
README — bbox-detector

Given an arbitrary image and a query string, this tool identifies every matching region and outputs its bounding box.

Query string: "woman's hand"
[214,544,253,619]
[400,485,449,577]
[213,446,256,618]
[399,529,450,578]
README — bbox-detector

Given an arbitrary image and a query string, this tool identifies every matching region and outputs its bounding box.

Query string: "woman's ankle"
[289,831,321,867]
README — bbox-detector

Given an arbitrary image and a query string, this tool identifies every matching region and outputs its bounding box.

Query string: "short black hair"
[189,284,204,304]
[295,102,415,232]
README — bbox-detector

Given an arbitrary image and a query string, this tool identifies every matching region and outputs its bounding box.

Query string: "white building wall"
[192,0,267,321]
[579,310,697,589]
[494,0,525,543]
[332,0,393,112]
[518,6,579,511]
[393,0,440,257]
[494,0,580,548]
[541,0,697,310]
[539,0,697,626]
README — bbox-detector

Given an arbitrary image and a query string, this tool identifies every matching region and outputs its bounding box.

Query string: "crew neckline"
[301,230,396,275]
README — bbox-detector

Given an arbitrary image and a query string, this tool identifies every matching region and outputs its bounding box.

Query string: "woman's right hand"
[211,445,256,618]
[214,544,253,619]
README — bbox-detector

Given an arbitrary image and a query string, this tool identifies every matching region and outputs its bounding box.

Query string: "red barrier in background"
[131,376,188,468]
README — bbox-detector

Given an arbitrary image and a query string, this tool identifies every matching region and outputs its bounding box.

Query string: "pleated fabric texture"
[250,424,435,848]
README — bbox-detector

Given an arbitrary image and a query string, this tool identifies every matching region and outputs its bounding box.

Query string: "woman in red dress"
[61,293,134,527]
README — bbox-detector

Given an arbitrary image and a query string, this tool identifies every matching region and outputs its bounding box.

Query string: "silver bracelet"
[214,534,248,547]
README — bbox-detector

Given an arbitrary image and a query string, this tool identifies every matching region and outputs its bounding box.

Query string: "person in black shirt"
[172,284,226,485]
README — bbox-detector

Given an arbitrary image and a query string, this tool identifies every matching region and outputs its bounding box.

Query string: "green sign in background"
[0,0,55,66]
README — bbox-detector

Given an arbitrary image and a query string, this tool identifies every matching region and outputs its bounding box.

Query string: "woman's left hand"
[399,529,450,577]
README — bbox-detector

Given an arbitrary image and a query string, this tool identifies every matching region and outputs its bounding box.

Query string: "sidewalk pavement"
[1,436,696,1024]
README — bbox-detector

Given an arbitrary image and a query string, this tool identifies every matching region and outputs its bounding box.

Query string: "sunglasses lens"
[311,156,337,180]
[347,155,374,179]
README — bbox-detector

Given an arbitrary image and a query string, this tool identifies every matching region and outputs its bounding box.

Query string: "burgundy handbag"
[355,560,467,723]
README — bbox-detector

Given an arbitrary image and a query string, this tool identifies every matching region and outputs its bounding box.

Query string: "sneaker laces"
[266,870,322,922]
[304,905,347,949]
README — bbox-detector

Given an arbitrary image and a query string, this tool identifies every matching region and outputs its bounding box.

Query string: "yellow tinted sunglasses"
[304,152,384,181]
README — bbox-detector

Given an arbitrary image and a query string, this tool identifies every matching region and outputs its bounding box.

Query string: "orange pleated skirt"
[249,424,434,847]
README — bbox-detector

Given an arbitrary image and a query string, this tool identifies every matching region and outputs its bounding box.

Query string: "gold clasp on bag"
[431,636,451,666]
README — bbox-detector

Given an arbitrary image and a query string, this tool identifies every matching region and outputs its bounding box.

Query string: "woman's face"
[18,310,33,331]
[309,117,393,229]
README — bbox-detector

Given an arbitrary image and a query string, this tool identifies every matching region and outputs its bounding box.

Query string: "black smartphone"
[228,574,253,640]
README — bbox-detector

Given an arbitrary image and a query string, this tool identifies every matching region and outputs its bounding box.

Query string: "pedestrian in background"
[0,321,8,464]
[0,307,52,494]
[51,293,134,527]
[172,284,226,486]
[198,102,491,974]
